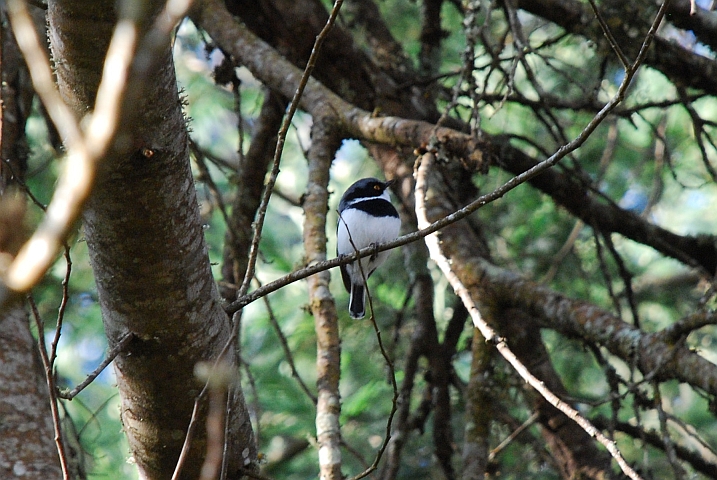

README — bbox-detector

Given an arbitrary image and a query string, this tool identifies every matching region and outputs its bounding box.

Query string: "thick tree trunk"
[46,1,256,478]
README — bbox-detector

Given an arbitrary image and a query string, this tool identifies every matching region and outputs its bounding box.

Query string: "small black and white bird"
[337,177,401,319]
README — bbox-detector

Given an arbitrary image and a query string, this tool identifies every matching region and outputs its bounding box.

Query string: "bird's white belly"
[337,208,400,255]
[338,208,400,285]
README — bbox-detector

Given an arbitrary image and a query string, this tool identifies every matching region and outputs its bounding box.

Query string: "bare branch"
[5,0,83,149]
[258,278,317,405]
[586,0,630,68]
[56,331,134,400]
[28,295,70,480]
[236,0,345,298]
[3,0,193,293]
[414,151,642,480]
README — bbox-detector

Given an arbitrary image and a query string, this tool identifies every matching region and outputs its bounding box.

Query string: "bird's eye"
[373,184,381,191]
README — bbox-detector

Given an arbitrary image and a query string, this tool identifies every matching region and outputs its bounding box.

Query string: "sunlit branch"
[414,151,643,480]
[3,0,194,294]
[304,120,343,480]
[5,0,83,150]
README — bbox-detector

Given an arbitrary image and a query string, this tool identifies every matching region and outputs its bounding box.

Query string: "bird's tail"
[349,283,365,319]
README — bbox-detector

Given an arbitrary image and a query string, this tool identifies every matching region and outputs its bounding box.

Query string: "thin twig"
[0,158,48,211]
[587,0,630,68]
[197,362,234,480]
[172,396,204,480]
[257,277,317,404]
[50,246,72,367]
[191,140,236,239]
[28,295,70,480]
[236,0,345,298]
[57,332,134,400]
[347,310,399,480]
[654,382,687,479]
[488,411,539,462]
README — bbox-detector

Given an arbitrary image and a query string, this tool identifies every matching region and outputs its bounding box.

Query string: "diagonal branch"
[515,0,717,94]
[235,0,345,299]
[3,0,194,293]
[28,295,70,479]
[56,331,134,400]
[414,151,643,480]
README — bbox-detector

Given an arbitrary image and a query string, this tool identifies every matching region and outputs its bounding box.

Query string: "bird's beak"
[384,179,396,189]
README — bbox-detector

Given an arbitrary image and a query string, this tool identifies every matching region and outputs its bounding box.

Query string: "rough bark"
[47,1,256,478]
[433,207,717,398]
[0,306,64,479]
[223,0,435,119]
[0,9,31,191]
[496,143,717,274]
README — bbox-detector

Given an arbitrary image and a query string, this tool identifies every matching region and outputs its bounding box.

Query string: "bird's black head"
[339,178,395,210]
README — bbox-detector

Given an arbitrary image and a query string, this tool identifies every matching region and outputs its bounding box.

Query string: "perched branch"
[198,0,717,292]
